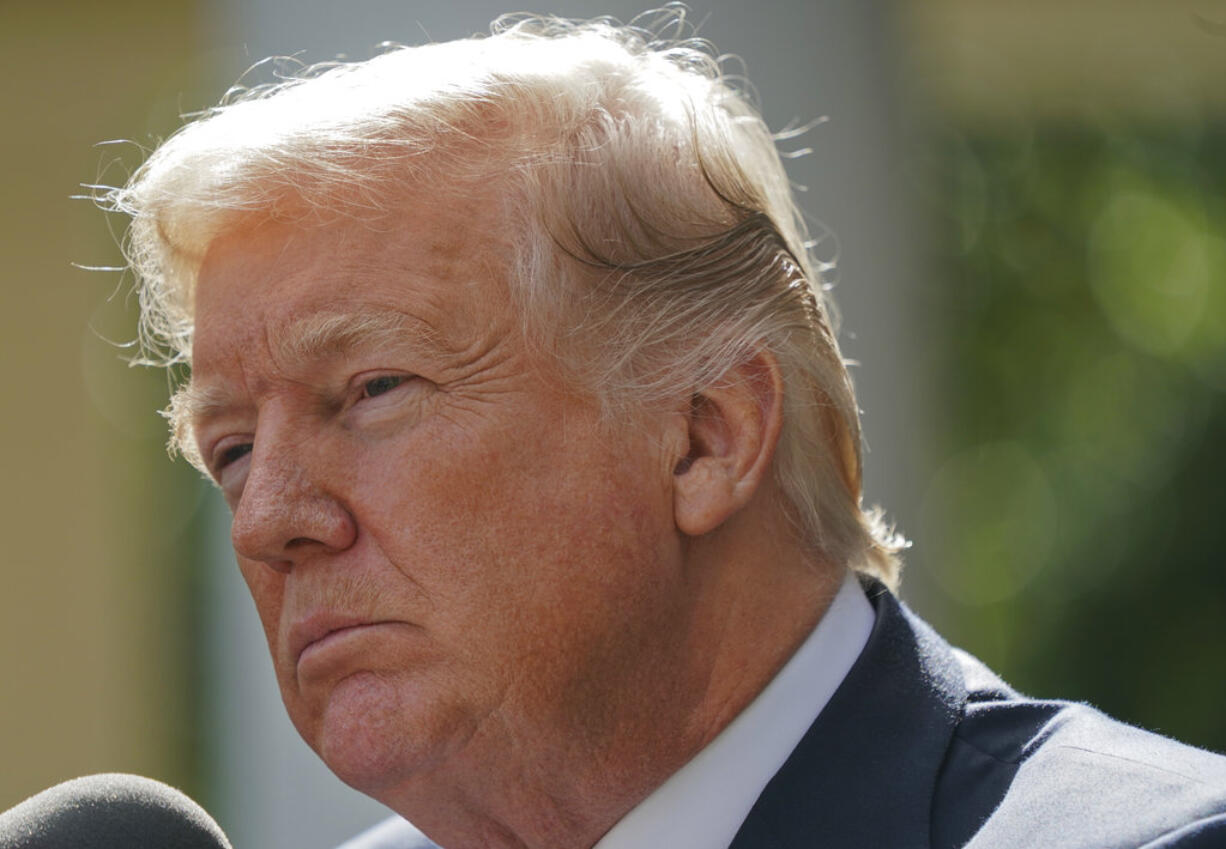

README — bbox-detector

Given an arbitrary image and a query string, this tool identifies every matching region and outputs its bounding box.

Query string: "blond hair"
[106,11,905,587]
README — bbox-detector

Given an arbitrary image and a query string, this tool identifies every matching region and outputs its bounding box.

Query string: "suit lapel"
[729,581,967,849]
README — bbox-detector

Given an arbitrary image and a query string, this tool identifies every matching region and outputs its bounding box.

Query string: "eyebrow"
[178,308,436,429]
[274,308,426,364]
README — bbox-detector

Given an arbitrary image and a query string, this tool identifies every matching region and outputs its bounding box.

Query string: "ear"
[672,350,785,536]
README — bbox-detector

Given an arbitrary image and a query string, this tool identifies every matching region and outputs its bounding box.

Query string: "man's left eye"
[363,375,406,398]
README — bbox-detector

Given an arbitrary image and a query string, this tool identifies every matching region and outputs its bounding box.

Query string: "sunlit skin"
[188,183,839,849]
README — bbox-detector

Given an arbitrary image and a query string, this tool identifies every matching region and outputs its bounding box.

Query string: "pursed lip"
[289,614,383,666]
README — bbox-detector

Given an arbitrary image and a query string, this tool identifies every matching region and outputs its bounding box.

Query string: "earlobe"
[672,351,785,536]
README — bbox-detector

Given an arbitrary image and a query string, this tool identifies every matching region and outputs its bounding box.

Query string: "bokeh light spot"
[920,441,1057,606]
[1088,188,1211,357]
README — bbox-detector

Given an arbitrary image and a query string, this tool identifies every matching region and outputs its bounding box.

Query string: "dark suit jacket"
[338,583,1226,849]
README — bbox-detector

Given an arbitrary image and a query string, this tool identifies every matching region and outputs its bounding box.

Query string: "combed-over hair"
[106,10,905,588]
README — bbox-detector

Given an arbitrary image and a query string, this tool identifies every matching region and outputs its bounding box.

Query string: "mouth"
[289,615,384,667]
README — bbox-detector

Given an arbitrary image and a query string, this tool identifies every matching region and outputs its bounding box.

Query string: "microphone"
[0,774,232,848]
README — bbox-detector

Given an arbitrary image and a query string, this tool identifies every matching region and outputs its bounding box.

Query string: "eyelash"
[216,442,252,471]
[362,374,406,398]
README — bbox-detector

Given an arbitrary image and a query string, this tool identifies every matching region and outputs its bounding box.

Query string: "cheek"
[345,394,681,670]
[367,421,676,643]
[362,424,627,582]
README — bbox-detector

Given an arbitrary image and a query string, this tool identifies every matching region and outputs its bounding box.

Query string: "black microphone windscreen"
[0,773,232,849]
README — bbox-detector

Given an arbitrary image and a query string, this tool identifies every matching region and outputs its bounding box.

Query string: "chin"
[309,670,459,796]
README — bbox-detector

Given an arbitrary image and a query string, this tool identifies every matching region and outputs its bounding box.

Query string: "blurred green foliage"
[923,121,1226,752]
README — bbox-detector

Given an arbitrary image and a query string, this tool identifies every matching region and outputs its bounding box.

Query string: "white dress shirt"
[592,570,875,849]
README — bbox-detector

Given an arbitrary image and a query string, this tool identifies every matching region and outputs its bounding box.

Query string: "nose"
[229,430,357,572]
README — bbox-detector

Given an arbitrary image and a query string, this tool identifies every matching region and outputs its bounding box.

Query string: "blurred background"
[1,0,1223,846]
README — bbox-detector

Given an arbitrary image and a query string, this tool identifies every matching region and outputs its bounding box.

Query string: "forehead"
[191,188,515,372]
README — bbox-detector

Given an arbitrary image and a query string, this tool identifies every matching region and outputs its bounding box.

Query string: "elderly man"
[109,13,1226,849]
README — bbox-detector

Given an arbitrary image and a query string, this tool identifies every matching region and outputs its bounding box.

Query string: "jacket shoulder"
[944,650,1226,849]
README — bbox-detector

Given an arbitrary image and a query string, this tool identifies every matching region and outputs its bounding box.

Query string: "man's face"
[189,190,694,800]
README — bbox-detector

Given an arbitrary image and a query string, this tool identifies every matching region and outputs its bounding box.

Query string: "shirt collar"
[593,570,875,849]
